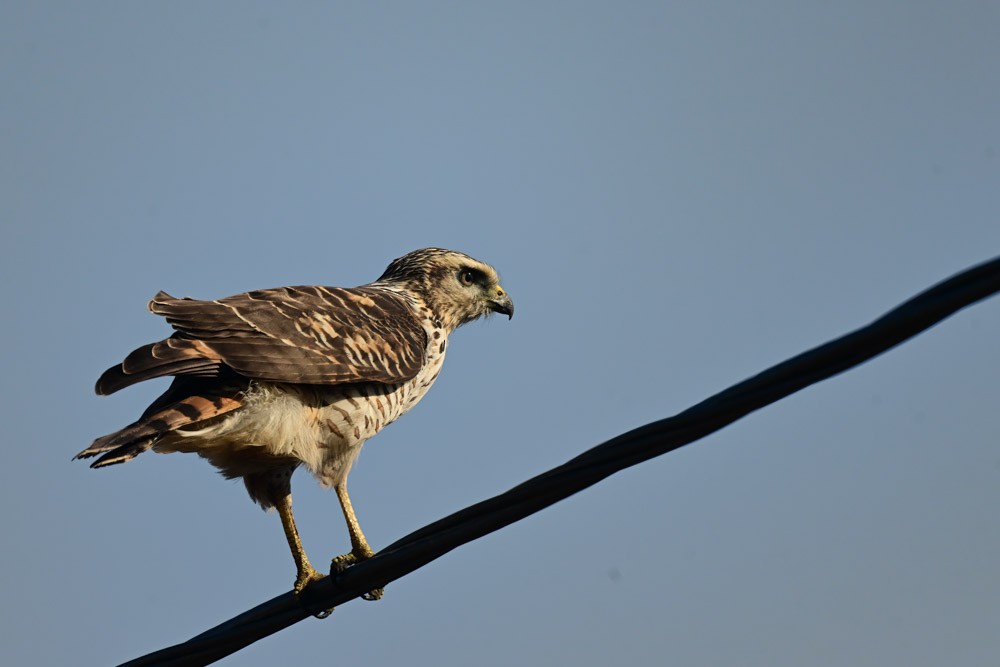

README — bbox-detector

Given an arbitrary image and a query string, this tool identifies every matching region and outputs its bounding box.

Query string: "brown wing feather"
[154,286,427,385]
[95,338,223,395]
[95,286,427,395]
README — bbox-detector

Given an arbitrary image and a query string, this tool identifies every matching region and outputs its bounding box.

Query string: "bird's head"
[377,248,513,331]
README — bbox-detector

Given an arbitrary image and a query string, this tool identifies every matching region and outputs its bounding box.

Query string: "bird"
[76,248,513,599]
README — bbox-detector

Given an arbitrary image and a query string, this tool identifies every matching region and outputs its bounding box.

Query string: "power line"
[120,255,1000,667]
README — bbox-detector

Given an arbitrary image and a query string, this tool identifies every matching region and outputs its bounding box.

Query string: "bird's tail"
[76,381,244,468]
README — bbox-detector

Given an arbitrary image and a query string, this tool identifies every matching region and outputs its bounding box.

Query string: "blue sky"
[3,3,998,665]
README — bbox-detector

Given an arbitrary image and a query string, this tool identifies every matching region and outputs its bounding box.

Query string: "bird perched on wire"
[76,248,513,599]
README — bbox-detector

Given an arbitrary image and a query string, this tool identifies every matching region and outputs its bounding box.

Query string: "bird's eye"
[459,269,476,286]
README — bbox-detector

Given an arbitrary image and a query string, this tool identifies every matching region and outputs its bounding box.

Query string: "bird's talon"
[293,565,325,596]
[331,546,375,573]
[294,566,335,617]
[362,588,384,601]
[330,553,357,574]
[331,549,382,600]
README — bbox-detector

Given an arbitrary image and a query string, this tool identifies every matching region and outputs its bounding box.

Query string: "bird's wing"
[154,285,429,385]
[96,286,428,395]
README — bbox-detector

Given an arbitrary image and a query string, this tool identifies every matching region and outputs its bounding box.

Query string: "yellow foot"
[294,564,334,618]
[331,547,383,601]
[293,564,326,596]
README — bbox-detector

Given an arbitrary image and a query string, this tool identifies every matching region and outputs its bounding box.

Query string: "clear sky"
[3,3,998,666]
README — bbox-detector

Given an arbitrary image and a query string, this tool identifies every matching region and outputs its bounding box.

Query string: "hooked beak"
[489,288,514,320]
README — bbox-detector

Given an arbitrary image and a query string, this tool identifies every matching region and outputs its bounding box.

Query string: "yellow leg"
[275,492,324,595]
[331,481,383,600]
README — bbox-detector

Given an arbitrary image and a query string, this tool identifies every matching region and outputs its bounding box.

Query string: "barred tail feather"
[76,422,158,461]
[77,387,244,467]
[87,437,158,468]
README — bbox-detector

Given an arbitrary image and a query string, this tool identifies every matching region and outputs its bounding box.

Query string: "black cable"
[120,255,1000,667]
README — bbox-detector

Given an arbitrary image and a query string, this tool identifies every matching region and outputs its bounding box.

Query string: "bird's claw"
[293,564,326,595]
[331,548,383,601]
[293,565,334,618]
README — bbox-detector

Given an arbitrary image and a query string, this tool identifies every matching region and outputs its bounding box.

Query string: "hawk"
[76,248,513,598]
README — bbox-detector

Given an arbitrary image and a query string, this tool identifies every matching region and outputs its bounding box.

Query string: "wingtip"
[72,447,98,462]
[89,455,128,469]
[95,366,123,396]
[148,290,173,313]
